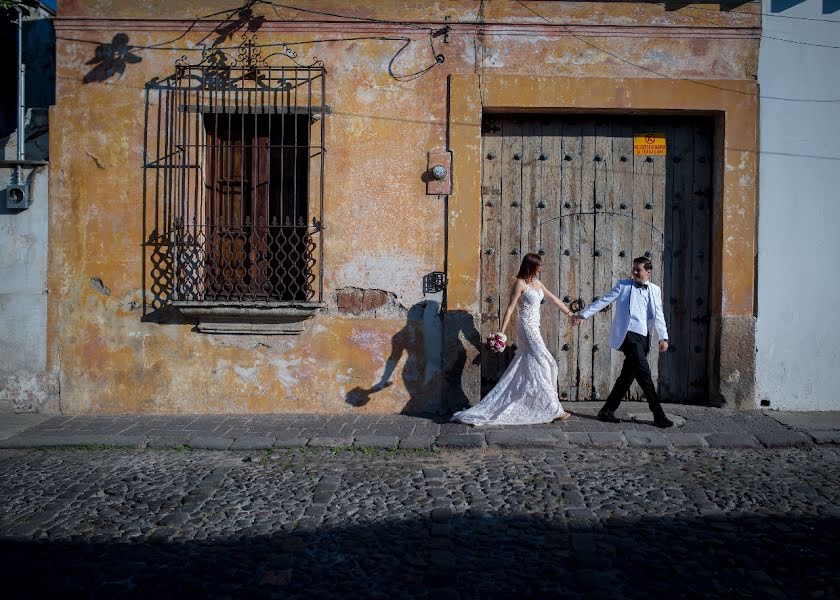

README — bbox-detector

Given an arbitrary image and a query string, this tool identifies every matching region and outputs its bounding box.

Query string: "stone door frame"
[444,75,758,410]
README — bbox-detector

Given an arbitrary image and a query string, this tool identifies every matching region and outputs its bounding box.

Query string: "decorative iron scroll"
[176,33,324,70]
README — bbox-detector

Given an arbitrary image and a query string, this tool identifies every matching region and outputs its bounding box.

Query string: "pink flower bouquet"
[487,332,508,354]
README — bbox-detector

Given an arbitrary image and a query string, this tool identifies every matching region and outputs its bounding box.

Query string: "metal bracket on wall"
[426,148,452,195]
[423,272,447,294]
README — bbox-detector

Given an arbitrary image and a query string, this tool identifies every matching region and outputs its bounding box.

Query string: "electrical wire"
[513,1,840,103]
[57,0,840,101]
[685,4,840,25]
[669,5,840,49]
[761,34,840,49]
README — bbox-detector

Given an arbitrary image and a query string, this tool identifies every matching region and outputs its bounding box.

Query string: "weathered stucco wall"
[50,1,759,413]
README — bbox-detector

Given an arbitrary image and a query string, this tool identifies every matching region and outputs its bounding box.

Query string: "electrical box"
[5,183,29,209]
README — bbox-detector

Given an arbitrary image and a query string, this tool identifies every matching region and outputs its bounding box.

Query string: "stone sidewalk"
[1,402,836,451]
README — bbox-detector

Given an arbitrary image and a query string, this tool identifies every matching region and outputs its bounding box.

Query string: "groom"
[571,257,674,428]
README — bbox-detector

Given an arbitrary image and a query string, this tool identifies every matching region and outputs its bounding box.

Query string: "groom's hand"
[571,315,583,326]
[659,340,669,352]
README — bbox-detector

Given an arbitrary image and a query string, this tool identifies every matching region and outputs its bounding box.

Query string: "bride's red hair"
[515,252,542,282]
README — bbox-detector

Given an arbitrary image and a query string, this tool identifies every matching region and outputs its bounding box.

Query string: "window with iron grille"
[144,36,325,315]
[201,112,311,301]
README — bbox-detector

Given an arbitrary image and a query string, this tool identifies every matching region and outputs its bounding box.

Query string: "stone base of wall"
[713,315,757,410]
[0,373,60,413]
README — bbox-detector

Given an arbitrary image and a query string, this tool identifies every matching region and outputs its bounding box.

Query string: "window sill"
[173,301,324,335]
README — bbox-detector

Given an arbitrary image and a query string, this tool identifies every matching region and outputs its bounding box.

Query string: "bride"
[452,252,574,426]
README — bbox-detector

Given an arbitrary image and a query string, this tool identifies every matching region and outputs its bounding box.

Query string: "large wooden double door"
[480,115,713,404]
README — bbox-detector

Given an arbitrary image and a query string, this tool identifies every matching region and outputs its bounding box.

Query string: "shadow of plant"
[208,5,265,48]
[82,33,141,84]
[82,6,267,85]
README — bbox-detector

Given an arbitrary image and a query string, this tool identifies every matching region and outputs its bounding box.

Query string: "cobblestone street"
[1,446,838,598]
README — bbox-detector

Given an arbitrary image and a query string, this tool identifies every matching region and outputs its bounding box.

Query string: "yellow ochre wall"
[49,1,760,413]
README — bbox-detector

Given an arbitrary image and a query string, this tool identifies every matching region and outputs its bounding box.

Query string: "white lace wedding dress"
[452,283,565,426]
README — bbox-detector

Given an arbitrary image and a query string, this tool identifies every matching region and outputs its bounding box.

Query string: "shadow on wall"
[1,512,838,597]
[82,33,142,84]
[81,7,267,84]
[140,228,190,326]
[770,0,806,11]
[769,0,839,12]
[345,301,481,416]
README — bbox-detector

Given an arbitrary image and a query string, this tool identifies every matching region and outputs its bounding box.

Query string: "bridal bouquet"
[487,332,507,354]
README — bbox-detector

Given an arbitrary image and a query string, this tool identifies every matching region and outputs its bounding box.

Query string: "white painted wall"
[756,0,840,410]
[0,164,53,412]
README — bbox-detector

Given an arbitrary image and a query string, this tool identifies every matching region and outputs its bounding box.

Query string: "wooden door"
[205,113,251,297]
[480,115,713,404]
[203,114,311,300]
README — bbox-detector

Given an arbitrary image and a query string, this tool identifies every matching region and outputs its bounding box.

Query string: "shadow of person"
[441,309,482,414]
[345,300,480,416]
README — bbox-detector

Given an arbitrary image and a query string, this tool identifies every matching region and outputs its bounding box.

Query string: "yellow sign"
[634,133,667,156]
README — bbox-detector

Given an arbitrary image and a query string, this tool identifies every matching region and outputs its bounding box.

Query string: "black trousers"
[603,331,665,417]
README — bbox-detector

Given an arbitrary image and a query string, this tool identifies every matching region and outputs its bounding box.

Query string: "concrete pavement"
[0,402,834,451]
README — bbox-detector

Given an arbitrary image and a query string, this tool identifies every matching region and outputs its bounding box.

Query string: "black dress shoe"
[654,415,674,428]
[597,410,621,423]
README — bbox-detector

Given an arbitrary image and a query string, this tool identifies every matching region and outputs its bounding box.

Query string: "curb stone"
[485,430,557,448]
[273,437,309,448]
[625,430,669,448]
[107,435,147,448]
[4,434,115,448]
[146,434,192,449]
[754,431,812,449]
[665,433,708,448]
[0,436,78,448]
[809,431,840,445]
[434,434,486,449]
[190,436,234,450]
[229,435,276,450]
[588,432,626,447]
[399,436,433,450]
[308,437,354,448]
[565,433,591,447]
[51,433,114,446]
[705,433,760,449]
[545,433,572,448]
[354,435,399,449]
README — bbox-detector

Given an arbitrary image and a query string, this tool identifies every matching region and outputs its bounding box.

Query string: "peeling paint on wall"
[272,358,302,391]
[0,374,59,413]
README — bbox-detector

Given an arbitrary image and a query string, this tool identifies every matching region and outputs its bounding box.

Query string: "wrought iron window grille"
[144,35,326,332]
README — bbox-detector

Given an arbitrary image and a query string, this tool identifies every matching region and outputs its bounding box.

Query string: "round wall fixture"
[431,164,447,180]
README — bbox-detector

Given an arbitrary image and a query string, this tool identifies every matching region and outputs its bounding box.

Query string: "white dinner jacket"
[579,279,669,350]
